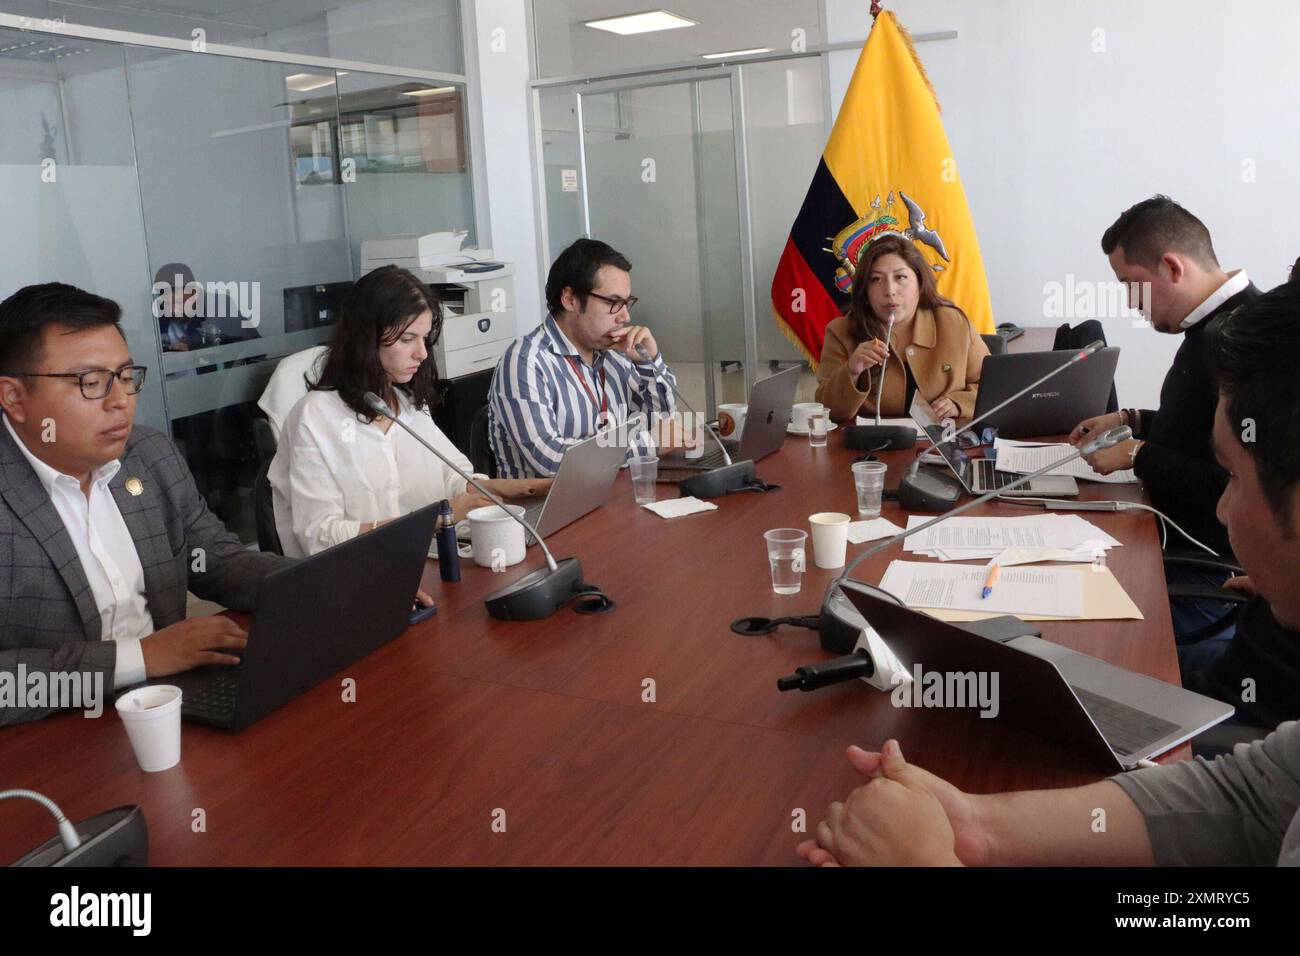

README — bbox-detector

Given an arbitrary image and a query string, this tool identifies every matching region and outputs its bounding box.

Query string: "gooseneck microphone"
[753,426,1134,676]
[633,343,759,498]
[363,391,594,620]
[873,311,898,427]
[843,311,917,451]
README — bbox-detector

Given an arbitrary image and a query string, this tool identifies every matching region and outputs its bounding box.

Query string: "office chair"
[251,416,277,469]
[1053,319,1119,413]
[980,333,1006,355]
[1164,551,1247,645]
[469,405,497,478]
[1162,551,1275,756]
[253,458,283,556]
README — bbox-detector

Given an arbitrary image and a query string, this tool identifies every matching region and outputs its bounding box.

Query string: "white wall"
[824,0,1300,409]
[464,0,545,329]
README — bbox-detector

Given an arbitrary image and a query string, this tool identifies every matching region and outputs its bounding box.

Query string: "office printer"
[359,232,516,381]
[360,232,515,284]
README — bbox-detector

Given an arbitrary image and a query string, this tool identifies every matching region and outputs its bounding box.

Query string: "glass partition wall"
[535,56,826,415]
[0,10,476,542]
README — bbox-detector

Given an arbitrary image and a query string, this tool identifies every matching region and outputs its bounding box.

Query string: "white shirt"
[1179,269,1251,330]
[3,415,150,689]
[269,388,473,558]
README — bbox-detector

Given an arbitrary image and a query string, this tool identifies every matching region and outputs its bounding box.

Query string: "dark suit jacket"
[0,421,288,725]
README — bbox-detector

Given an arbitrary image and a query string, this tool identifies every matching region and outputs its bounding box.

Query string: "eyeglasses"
[6,365,148,400]
[587,292,639,315]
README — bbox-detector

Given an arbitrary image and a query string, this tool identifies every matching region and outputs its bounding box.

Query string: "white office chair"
[257,345,328,443]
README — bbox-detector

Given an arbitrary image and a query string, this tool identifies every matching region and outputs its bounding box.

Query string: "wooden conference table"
[0,425,1182,865]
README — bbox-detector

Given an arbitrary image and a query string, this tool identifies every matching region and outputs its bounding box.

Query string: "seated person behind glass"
[152,261,260,353]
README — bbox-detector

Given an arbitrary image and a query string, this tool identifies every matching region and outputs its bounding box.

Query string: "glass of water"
[764,528,808,595]
[808,413,828,448]
[629,455,659,504]
[852,460,888,517]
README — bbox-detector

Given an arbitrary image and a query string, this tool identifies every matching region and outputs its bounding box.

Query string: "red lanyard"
[564,355,608,420]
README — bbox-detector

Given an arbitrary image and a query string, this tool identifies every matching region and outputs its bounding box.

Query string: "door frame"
[532,66,760,407]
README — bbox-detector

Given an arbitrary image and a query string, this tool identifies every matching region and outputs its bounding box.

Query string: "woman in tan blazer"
[815,233,989,424]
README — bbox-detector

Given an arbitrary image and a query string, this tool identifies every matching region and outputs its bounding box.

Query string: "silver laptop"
[659,364,801,471]
[842,583,1234,770]
[519,415,643,541]
[973,347,1120,439]
[910,395,1078,497]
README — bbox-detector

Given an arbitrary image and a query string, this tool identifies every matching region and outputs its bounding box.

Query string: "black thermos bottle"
[435,499,461,582]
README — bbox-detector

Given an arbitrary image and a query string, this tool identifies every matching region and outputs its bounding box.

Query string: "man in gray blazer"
[1,283,288,726]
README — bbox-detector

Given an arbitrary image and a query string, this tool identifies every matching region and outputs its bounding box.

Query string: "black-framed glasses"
[6,365,148,400]
[588,292,639,314]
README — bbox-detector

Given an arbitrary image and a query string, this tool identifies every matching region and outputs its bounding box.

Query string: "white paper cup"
[717,403,747,439]
[115,685,183,772]
[791,402,827,431]
[809,512,851,569]
[468,504,527,569]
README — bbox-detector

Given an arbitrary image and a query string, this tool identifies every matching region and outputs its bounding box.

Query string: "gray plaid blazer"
[0,421,288,726]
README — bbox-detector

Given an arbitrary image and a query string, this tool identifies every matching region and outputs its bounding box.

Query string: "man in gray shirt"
[797,280,1300,867]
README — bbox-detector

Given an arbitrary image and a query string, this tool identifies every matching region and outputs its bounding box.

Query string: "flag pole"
[871,1,884,20]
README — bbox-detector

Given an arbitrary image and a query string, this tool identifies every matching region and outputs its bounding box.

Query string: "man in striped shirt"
[488,239,684,479]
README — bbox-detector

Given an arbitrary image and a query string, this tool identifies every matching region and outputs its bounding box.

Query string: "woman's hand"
[848,338,889,377]
[930,396,960,420]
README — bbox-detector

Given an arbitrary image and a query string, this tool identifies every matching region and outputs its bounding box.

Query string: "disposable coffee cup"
[809,511,851,569]
[115,685,183,772]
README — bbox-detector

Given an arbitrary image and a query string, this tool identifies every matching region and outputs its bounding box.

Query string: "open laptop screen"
[908,395,973,489]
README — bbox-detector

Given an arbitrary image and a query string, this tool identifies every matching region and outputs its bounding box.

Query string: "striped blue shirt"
[488,315,678,479]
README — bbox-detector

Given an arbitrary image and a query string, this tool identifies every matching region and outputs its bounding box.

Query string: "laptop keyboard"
[974,458,1018,490]
[180,670,241,725]
[1070,685,1180,756]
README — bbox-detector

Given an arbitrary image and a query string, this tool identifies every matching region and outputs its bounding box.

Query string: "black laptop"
[160,502,440,731]
[972,347,1120,438]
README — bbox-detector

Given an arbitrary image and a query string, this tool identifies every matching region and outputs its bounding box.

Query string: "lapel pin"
[125,477,144,497]
[942,363,953,372]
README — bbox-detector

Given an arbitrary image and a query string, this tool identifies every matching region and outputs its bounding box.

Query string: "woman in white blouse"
[269,266,549,558]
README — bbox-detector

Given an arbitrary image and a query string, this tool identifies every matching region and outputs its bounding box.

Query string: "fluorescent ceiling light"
[402,86,456,97]
[286,72,335,92]
[585,10,698,35]
[701,47,771,60]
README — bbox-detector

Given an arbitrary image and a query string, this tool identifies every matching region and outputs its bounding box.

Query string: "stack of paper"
[879,560,1085,617]
[901,514,1121,564]
[992,438,1138,484]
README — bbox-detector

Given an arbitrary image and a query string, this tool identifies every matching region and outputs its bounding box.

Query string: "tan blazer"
[815,306,989,423]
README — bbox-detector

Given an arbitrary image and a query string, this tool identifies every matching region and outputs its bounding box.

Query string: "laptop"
[658,364,801,473]
[840,583,1235,770]
[910,395,1079,497]
[973,347,1120,439]
[161,502,440,731]
[519,415,642,542]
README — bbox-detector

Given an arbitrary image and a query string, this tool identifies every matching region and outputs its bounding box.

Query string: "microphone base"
[11,805,148,866]
[843,425,917,451]
[678,460,756,499]
[898,467,964,512]
[484,557,586,621]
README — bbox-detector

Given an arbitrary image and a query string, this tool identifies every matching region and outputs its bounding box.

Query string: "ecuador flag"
[771,9,994,367]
